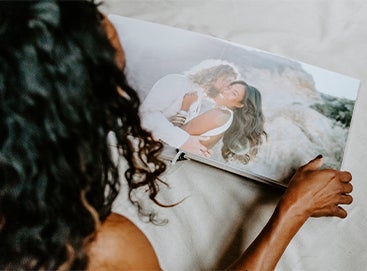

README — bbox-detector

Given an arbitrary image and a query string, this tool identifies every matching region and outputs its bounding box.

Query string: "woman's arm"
[86,157,351,271]
[181,108,231,135]
[229,155,353,271]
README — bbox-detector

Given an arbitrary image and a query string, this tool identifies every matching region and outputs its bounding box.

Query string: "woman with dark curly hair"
[0,1,164,269]
[0,1,353,270]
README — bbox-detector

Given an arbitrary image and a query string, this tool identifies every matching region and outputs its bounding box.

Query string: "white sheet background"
[101,1,367,270]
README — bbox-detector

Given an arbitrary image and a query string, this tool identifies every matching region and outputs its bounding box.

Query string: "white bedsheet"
[102,1,367,270]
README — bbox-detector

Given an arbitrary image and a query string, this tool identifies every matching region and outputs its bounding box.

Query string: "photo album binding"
[109,15,360,189]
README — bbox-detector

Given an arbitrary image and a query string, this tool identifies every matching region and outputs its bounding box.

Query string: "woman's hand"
[181,91,198,112]
[230,156,353,271]
[280,155,353,219]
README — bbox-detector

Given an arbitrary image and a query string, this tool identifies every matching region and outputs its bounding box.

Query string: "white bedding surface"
[102,1,367,270]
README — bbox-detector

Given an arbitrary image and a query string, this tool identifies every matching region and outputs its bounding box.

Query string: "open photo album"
[109,15,360,188]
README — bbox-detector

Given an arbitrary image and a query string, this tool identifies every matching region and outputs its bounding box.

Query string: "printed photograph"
[111,15,360,184]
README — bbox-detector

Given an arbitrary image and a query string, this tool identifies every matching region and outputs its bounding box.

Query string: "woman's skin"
[86,213,161,270]
[183,107,231,149]
[86,18,353,271]
[230,156,352,270]
[181,83,246,148]
[101,16,125,70]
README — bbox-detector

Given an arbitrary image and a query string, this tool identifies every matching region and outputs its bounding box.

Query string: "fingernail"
[316,154,323,159]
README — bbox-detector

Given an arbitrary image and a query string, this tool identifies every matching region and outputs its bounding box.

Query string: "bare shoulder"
[87,213,161,270]
[101,15,125,70]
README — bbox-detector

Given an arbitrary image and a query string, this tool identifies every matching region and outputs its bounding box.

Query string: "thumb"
[304,154,324,170]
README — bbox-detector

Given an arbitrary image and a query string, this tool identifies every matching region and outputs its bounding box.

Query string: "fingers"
[338,170,352,183]
[198,144,211,157]
[339,194,353,205]
[197,137,212,157]
[331,175,353,219]
[341,182,353,194]
[312,204,351,219]
[328,194,352,219]
[291,155,354,220]
[200,149,212,158]
[191,148,210,157]
[193,138,212,157]
[321,187,353,219]
[333,172,353,216]
[335,206,348,219]
[303,155,352,183]
[303,155,324,171]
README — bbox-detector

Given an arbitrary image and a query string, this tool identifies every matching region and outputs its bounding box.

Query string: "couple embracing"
[140,59,267,163]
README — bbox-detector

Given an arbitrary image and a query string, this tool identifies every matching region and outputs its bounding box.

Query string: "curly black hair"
[0,0,166,269]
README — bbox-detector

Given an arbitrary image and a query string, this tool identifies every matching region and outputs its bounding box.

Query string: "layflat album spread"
[109,15,360,188]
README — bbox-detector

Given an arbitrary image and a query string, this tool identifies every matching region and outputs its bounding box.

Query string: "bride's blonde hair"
[185,59,240,96]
